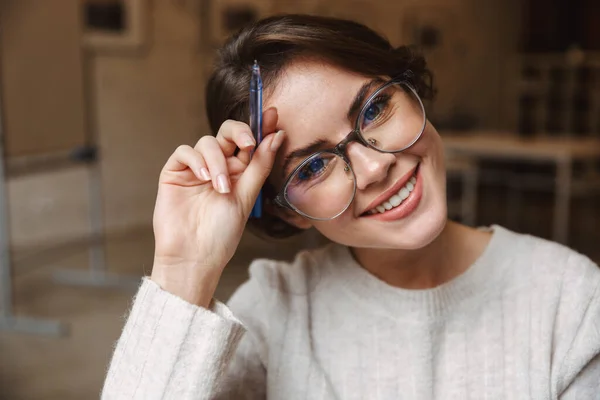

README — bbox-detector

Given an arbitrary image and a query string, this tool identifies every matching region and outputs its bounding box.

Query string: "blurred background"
[0,0,599,398]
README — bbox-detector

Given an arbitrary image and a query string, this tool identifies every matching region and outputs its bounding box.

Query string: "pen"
[249,60,263,218]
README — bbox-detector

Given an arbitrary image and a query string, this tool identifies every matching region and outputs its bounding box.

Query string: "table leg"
[554,158,572,244]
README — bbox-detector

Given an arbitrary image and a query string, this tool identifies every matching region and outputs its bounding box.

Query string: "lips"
[360,163,420,216]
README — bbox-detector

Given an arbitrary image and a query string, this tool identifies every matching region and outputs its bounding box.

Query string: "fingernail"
[200,168,211,181]
[270,130,285,152]
[216,174,230,193]
[244,134,256,148]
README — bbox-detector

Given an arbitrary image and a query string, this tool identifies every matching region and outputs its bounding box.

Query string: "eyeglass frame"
[273,74,427,221]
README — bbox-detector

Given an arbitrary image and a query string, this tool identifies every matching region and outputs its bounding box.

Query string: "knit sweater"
[102,225,600,399]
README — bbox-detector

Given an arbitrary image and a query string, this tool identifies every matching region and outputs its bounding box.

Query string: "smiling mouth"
[361,164,420,216]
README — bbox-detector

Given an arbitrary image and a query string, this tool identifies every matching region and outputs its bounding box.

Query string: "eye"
[364,102,383,122]
[361,94,391,128]
[297,156,330,181]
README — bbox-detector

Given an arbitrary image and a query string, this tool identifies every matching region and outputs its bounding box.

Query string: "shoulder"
[492,225,600,290]
[225,243,336,326]
[223,244,335,361]
[228,244,334,308]
[492,226,600,391]
[489,226,599,343]
[513,227,600,328]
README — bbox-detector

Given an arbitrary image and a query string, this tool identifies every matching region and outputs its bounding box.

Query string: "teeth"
[399,187,410,200]
[389,194,402,207]
[369,172,418,214]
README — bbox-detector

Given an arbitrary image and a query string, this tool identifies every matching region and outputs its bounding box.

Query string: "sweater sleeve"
[211,260,279,400]
[556,256,600,399]
[101,278,247,400]
[559,354,600,399]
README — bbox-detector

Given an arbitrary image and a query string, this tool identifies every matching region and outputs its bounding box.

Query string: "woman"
[102,15,600,399]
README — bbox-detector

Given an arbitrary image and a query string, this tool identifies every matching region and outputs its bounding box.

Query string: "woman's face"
[265,60,447,250]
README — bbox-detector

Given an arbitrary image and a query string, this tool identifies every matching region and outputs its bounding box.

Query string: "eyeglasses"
[274,77,427,220]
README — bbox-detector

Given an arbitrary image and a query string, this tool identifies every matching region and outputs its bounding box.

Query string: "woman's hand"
[150,108,284,307]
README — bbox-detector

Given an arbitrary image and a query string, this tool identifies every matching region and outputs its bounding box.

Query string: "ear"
[266,201,313,230]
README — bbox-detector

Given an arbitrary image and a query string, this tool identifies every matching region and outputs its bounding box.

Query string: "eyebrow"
[280,78,383,177]
[281,138,330,177]
[346,78,383,120]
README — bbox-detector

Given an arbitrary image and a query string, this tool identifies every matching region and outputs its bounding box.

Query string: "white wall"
[8,1,206,248]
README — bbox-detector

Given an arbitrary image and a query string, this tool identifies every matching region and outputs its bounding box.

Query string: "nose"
[346,142,396,190]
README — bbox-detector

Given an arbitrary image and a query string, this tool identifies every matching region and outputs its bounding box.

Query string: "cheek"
[312,220,352,243]
[406,123,444,164]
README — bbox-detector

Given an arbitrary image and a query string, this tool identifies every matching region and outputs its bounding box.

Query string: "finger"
[227,156,249,176]
[237,107,279,165]
[162,145,211,182]
[197,136,231,193]
[237,130,286,213]
[212,120,255,157]
[262,107,278,135]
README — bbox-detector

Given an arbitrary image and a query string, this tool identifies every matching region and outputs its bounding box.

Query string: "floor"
[0,191,598,399]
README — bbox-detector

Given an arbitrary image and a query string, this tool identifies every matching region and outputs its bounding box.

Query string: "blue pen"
[249,60,263,218]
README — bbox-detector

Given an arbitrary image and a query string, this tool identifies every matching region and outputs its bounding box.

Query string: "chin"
[391,203,448,250]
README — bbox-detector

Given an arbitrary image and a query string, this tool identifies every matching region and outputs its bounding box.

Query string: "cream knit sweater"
[102,226,600,399]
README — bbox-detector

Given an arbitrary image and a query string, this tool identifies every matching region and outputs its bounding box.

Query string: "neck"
[350,221,491,290]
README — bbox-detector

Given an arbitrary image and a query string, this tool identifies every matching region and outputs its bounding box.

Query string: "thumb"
[237,130,285,212]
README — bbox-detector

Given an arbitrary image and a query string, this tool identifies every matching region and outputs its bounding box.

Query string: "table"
[442,131,600,243]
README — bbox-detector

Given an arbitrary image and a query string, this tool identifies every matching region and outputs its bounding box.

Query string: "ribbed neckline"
[322,225,515,321]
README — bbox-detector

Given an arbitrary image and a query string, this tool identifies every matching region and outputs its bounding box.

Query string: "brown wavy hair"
[205,14,434,239]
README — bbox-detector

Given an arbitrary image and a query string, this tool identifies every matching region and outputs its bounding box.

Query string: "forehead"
[265,60,369,154]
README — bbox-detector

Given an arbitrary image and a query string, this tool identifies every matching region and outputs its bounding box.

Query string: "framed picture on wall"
[82,0,149,53]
